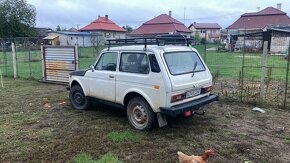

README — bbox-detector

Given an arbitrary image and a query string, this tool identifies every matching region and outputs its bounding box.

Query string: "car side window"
[95,52,118,71]
[120,52,149,74]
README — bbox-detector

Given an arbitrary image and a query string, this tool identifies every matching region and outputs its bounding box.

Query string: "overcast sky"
[27,0,290,30]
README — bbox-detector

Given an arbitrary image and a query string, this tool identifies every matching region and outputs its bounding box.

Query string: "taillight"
[206,86,213,92]
[171,93,186,103]
[202,86,213,93]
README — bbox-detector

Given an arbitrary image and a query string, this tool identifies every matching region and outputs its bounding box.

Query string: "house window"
[71,37,73,40]
[211,29,216,33]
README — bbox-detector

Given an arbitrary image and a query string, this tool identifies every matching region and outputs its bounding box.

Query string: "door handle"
[109,75,115,78]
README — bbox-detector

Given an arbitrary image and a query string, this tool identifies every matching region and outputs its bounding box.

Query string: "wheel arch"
[123,90,157,112]
[70,79,88,96]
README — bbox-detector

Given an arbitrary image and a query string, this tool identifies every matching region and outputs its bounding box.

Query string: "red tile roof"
[80,16,126,32]
[129,14,191,36]
[227,7,290,29]
[189,23,221,29]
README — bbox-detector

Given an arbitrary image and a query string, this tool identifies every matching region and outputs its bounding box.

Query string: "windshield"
[164,51,205,75]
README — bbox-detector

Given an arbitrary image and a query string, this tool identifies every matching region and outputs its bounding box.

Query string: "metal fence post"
[283,46,290,108]
[204,41,207,62]
[260,41,268,101]
[12,42,17,78]
[240,36,246,101]
[75,44,79,70]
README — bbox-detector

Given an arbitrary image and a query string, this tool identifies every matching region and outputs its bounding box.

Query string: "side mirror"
[90,65,95,72]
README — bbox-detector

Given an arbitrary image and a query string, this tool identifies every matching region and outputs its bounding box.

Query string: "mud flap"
[157,113,167,127]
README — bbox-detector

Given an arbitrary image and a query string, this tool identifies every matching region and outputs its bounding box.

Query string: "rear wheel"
[127,97,156,131]
[69,85,90,110]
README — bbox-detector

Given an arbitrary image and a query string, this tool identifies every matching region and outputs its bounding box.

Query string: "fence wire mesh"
[0,37,43,79]
[194,34,290,108]
[1,37,289,108]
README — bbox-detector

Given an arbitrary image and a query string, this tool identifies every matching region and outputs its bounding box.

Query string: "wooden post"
[0,69,3,88]
[260,41,268,101]
[12,43,17,78]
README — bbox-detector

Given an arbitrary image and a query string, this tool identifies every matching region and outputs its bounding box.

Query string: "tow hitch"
[185,105,208,116]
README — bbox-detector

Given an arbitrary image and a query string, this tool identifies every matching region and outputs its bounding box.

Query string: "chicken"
[177,149,213,163]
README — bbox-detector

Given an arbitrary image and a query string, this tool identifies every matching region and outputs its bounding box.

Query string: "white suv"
[68,37,218,131]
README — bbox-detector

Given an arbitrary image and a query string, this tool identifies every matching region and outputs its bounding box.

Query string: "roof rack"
[106,34,192,50]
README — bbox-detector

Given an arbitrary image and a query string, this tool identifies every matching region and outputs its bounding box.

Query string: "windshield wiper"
[192,61,197,77]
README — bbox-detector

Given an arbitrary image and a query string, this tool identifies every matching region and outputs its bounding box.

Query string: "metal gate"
[42,46,78,83]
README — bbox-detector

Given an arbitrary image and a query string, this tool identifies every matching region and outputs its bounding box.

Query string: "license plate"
[186,89,201,98]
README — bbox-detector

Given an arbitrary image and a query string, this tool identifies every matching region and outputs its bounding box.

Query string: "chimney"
[169,11,172,17]
[277,3,282,10]
[105,15,108,20]
[257,7,260,11]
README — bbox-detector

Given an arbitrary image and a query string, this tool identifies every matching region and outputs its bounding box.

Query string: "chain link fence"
[1,37,289,108]
[194,33,290,108]
[0,37,43,79]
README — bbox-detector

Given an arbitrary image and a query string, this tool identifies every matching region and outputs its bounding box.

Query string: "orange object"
[154,85,160,89]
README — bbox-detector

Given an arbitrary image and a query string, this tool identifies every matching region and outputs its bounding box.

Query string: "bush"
[201,38,206,44]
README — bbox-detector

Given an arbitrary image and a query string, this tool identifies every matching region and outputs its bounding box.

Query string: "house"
[188,23,222,42]
[79,15,126,43]
[263,25,290,54]
[34,27,52,38]
[129,11,191,38]
[43,31,102,47]
[227,4,290,52]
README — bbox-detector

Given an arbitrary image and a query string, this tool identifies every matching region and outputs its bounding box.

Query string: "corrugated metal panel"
[43,46,77,83]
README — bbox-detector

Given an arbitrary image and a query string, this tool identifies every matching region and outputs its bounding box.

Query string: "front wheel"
[69,85,91,110]
[127,97,156,131]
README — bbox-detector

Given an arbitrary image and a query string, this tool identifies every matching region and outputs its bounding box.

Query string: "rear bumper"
[160,94,218,117]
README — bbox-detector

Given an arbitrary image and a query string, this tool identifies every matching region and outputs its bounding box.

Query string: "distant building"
[129,11,191,38]
[264,25,290,54]
[43,31,102,47]
[227,4,290,52]
[79,15,126,43]
[34,27,52,38]
[188,23,221,42]
[68,27,78,32]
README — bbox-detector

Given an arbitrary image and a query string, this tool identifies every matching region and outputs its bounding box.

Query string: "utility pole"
[183,7,186,24]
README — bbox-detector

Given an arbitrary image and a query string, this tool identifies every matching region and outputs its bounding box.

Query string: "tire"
[127,97,156,131]
[69,85,91,110]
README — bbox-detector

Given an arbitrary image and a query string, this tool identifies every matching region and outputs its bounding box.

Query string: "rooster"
[177,149,213,163]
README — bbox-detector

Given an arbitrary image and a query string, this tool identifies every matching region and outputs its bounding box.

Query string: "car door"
[86,51,119,102]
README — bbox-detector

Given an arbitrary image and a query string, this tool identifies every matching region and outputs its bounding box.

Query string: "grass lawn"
[1,78,290,162]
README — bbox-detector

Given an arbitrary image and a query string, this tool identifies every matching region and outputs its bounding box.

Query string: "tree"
[0,0,36,37]
[56,25,61,31]
[122,25,133,33]
[90,33,104,56]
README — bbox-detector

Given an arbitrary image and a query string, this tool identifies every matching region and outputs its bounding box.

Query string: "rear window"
[163,51,205,75]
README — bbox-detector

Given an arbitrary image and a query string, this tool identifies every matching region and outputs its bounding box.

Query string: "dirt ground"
[1,78,290,163]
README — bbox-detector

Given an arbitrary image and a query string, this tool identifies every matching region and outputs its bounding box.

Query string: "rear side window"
[149,54,160,73]
[164,51,205,75]
[120,52,149,74]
